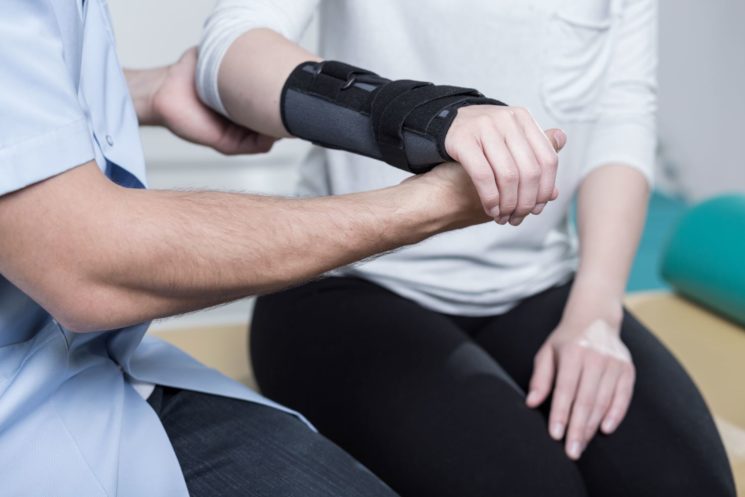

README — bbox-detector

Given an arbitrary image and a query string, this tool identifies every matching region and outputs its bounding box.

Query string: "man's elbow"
[48,284,129,333]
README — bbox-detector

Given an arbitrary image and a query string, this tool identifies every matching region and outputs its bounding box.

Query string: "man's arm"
[124,49,276,155]
[0,161,486,333]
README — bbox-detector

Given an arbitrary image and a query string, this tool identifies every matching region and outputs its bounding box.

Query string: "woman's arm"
[202,10,564,225]
[526,0,658,460]
[528,166,649,459]
[217,28,319,138]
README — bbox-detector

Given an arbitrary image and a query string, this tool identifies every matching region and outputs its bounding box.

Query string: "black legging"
[252,277,735,497]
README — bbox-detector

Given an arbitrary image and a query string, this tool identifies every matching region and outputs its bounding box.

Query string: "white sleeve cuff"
[196,0,318,117]
[582,119,657,187]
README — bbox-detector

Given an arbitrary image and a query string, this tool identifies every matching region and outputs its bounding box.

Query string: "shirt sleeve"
[0,0,95,197]
[196,0,322,116]
[582,0,658,185]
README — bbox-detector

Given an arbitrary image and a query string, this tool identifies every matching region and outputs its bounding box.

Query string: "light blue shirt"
[0,1,305,495]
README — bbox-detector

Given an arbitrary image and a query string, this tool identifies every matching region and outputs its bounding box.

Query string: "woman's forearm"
[567,164,650,321]
[217,28,321,137]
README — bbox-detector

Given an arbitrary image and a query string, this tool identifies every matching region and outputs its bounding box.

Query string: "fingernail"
[602,418,616,433]
[509,216,524,226]
[489,206,501,218]
[526,391,539,406]
[532,203,546,215]
[556,129,567,149]
[568,440,582,459]
[498,216,510,225]
[550,422,564,440]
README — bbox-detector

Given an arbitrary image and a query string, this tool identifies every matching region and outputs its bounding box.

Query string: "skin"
[211,26,650,459]
[217,29,566,226]
[0,49,564,334]
[527,165,649,460]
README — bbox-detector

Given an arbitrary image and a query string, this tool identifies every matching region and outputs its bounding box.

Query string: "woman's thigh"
[252,277,588,497]
[148,386,397,497]
[470,283,736,497]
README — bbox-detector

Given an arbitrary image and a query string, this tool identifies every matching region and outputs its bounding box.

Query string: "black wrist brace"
[280,60,505,174]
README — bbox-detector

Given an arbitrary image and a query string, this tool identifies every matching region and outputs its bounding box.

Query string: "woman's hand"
[127,48,276,155]
[444,105,566,226]
[525,291,635,460]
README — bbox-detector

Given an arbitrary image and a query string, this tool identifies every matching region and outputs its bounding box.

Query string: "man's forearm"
[566,164,650,322]
[0,163,476,332]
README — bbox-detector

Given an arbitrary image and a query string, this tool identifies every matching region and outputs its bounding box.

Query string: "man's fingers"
[457,143,502,218]
[548,348,582,442]
[601,363,635,434]
[526,345,555,408]
[545,128,567,152]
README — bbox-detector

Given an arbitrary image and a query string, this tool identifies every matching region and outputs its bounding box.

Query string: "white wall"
[657,0,745,200]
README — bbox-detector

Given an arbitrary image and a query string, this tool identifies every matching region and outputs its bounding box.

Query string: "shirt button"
[106,135,114,147]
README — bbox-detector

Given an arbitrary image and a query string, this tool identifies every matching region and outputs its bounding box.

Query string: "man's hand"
[406,162,493,230]
[127,48,276,155]
[444,105,566,225]
[525,288,635,461]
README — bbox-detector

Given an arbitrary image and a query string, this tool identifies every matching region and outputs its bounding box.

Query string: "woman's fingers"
[516,114,561,214]
[585,361,622,441]
[482,134,520,224]
[456,142,502,218]
[564,352,605,460]
[504,121,541,225]
[526,344,556,408]
[548,346,583,442]
[444,105,564,224]
[602,362,636,434]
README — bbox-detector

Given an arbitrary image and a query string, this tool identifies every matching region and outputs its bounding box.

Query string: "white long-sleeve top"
[197,0,658,316]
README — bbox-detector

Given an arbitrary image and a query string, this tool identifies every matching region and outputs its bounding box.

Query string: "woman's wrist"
[561,273,625,331]
[124,66,168,126]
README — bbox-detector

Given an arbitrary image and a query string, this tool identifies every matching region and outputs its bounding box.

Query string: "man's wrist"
[124,66,168,126]
[394,164,487,242]
[381,181,453,246]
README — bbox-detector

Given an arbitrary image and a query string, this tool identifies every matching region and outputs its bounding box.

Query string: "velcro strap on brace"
[280,60,505,174]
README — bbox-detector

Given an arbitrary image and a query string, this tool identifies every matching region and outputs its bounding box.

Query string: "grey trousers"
[148,386,397,497]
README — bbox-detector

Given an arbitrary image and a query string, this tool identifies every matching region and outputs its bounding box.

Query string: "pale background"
[106,0,745,330]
